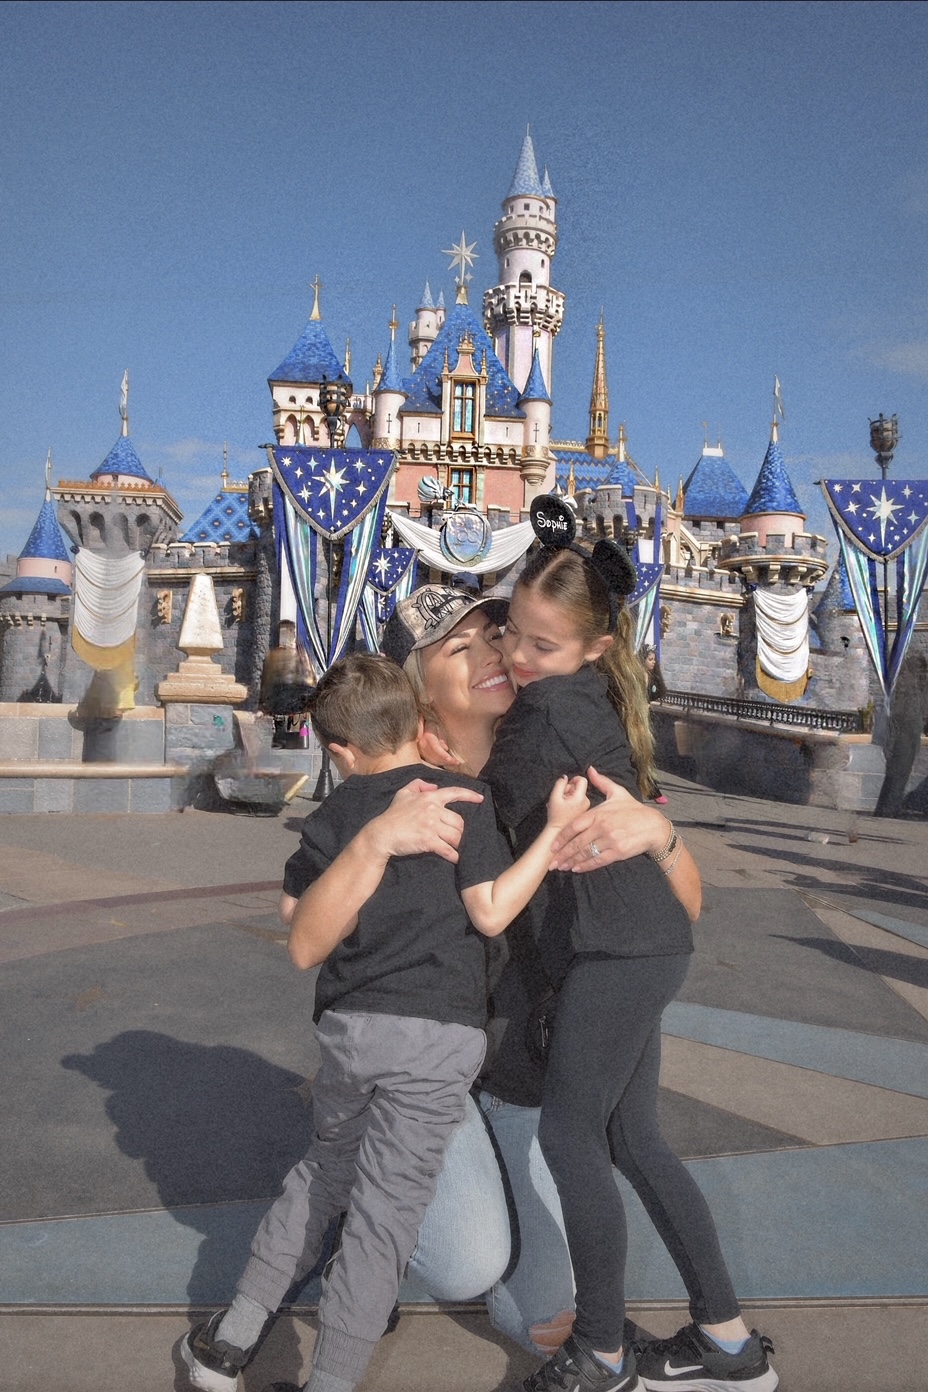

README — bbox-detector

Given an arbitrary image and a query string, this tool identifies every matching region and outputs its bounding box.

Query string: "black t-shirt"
[481,665,693,961]
[283,764,509,1027]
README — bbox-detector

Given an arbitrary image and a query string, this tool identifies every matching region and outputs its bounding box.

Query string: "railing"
[660,690,864,734]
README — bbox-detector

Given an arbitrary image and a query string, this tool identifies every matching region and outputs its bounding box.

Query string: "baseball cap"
[382,585,508,667]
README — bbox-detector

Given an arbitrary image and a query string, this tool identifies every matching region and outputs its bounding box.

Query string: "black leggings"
[537,953,740,1351]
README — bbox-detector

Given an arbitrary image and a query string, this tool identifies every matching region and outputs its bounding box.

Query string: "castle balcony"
[717,530,829,587]
[483,283,564,333]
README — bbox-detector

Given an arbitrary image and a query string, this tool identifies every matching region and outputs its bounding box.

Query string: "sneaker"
[180,1311,250,1391]
[512,1332,643,1391]
[635,1322,777,1391]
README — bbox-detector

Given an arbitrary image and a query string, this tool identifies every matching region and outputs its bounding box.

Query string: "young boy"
[182,652,586,1392]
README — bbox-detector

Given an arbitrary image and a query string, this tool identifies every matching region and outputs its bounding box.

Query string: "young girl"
[482,536,777,1392]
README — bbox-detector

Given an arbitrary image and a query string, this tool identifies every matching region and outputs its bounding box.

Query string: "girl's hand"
[549,766,667,870]
[546,774,590,829]
[367,778,483,864]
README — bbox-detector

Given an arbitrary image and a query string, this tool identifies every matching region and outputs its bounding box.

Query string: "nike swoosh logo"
[665,1362,704,1376]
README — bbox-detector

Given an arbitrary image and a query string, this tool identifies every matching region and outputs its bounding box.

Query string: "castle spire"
[585,312,610,459]
[310,274,322,321]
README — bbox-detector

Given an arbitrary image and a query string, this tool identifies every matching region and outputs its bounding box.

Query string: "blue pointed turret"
[507,129,544,198]
[743,437,803,517]
[418,281,434,310]
[90,434,154,483]
[375,337,405,396]
[542,167,555,198]
[520,349,551,404]
[1,496,72,596]
[20,498,70,563]
[269,316,346,385]
[682,447,749,520]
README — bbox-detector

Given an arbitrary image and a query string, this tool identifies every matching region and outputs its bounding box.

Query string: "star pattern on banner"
[366,546,416,595]
[270,446,395,541]
[821,479,928,560]
[628,562,665,608]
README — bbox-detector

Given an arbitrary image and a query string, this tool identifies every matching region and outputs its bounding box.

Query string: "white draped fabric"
[386,510,535,574]
[753,587,809,682]
[73,549,146,649]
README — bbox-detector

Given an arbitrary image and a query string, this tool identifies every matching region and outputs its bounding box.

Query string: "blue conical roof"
[520,349,551,404]
[682,449,749,519]
[376,337,406,395]
[815,550,855,615]
[542,167,554,198]
[90,435,153,483]
[418,281,434,310]
[19,497,71,562]
[743,437,803,517]
[508,130,543,198]
[269,318,345,384]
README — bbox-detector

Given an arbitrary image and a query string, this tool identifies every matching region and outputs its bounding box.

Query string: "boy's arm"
[287,778,484,969]
[461,775,588,938]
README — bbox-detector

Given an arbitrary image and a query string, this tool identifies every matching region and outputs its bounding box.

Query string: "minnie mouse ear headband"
[383,585,509,668]
[528,496,637,632]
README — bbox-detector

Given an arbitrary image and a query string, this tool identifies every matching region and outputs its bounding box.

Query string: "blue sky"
[1,0,927,563]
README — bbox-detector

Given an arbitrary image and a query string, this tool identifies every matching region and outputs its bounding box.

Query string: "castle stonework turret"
[483,130,564,405]
[0,491,73,702]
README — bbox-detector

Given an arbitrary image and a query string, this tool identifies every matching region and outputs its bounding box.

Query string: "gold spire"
[344,337,352,374]
[585,312,610,459]
[310,275,322,321]
[221,441,229,488]
[675,476,685,512]
[567,461,576,497]
[389,304,398,341]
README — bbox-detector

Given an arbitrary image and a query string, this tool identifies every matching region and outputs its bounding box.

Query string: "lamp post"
[312,371,353,800]
[868,413,899,676]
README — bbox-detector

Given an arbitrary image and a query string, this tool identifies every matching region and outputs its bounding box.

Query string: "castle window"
[451,468,474,504]
[519,272,532,288]
[523,203,530,210]
[452,381,476,437]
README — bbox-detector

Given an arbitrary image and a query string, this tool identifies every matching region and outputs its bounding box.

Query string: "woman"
[183,586,699,1392]
[390,584,703,1357]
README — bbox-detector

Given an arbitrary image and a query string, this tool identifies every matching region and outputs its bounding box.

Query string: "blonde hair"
[515,547,656,796]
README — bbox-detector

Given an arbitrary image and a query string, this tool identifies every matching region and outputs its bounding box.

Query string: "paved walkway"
[0,778,926,1390]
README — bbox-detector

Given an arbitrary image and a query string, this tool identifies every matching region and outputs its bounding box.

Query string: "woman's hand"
[550,767,701,922]
[367,778,483,864]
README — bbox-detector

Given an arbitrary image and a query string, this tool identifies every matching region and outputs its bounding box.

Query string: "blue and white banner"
[821,478,928,700]
[358,546,418,650]
[268,445,395,542]
[821,478,928,562]
[626,495,664,655]
[270,444,395,674]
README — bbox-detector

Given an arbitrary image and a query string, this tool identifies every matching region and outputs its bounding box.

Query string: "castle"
[0,131,923,814]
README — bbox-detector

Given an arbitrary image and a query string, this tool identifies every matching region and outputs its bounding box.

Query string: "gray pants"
[238,1010,486,1384]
